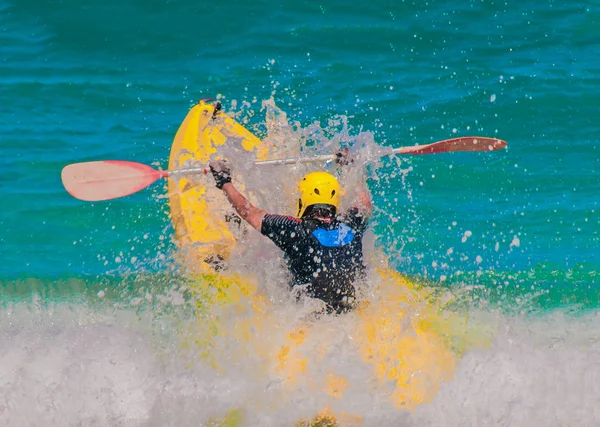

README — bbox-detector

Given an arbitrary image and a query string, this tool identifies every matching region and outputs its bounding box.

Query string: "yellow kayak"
[168,99,266,272]
[167,99,488,426]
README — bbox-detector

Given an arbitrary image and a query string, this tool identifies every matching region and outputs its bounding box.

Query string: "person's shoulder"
[341,207,369,230]
[261,214,302,235]
[342,207,366,220]
[264,214,301,224]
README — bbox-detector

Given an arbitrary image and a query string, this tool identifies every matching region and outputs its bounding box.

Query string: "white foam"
[411,313,600,426]
[2,304,600,426]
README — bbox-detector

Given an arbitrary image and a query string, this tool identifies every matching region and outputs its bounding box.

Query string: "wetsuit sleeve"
[342,208,369,233]
[261,214,303,252]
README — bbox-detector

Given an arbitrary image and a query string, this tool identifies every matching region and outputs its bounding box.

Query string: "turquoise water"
[2,0,600,425]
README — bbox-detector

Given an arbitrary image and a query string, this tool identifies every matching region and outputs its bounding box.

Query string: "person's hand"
[334,148,353,166]
[209,159,232,189]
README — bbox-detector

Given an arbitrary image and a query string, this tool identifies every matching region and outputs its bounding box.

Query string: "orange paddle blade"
[395,136,507,155]
[61,160,167,201]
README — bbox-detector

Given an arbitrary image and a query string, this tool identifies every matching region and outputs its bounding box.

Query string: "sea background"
[1,0,600,425]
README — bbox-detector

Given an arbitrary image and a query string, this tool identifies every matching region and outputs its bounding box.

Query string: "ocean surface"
[2,0,600,425]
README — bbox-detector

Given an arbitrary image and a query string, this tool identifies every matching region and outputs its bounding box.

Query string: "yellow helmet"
[297,172,341,218]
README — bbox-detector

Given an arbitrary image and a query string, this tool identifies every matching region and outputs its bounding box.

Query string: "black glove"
[209,159,232,189]
[335,148,353,166]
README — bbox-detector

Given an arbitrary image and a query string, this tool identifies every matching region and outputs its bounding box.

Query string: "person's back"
[209,161,372,314]
[261,206,368,312]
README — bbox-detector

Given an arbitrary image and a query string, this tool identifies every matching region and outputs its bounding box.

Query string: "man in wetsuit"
[209,156,372,313]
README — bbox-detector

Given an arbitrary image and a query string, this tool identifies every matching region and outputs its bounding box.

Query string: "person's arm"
[336,148,372,217]
[356,185,373,217]
[209,159,267,232]
[221,182,267,231]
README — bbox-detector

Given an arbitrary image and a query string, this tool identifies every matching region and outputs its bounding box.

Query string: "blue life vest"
[311,223,355,247]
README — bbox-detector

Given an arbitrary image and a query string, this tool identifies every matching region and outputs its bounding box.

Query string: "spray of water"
[2,100,598,426]
[159,99,491,424]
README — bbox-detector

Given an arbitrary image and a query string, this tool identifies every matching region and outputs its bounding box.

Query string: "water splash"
[158,99,490,424]
[3,100,598,426]
[4,279,600,426]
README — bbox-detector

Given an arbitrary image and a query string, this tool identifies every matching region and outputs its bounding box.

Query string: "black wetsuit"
[261,209,368,313]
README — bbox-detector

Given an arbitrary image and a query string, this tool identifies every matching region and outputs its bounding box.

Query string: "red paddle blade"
[61,160,167,201]
[397,137,507,155]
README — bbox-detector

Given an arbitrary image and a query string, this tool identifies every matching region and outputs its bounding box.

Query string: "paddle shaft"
[254,154,335,166]
[166,166,207,177]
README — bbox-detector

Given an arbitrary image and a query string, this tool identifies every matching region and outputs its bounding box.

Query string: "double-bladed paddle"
[61,136,507,202]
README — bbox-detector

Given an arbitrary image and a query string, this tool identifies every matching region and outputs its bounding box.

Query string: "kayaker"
[209,152,372,314]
